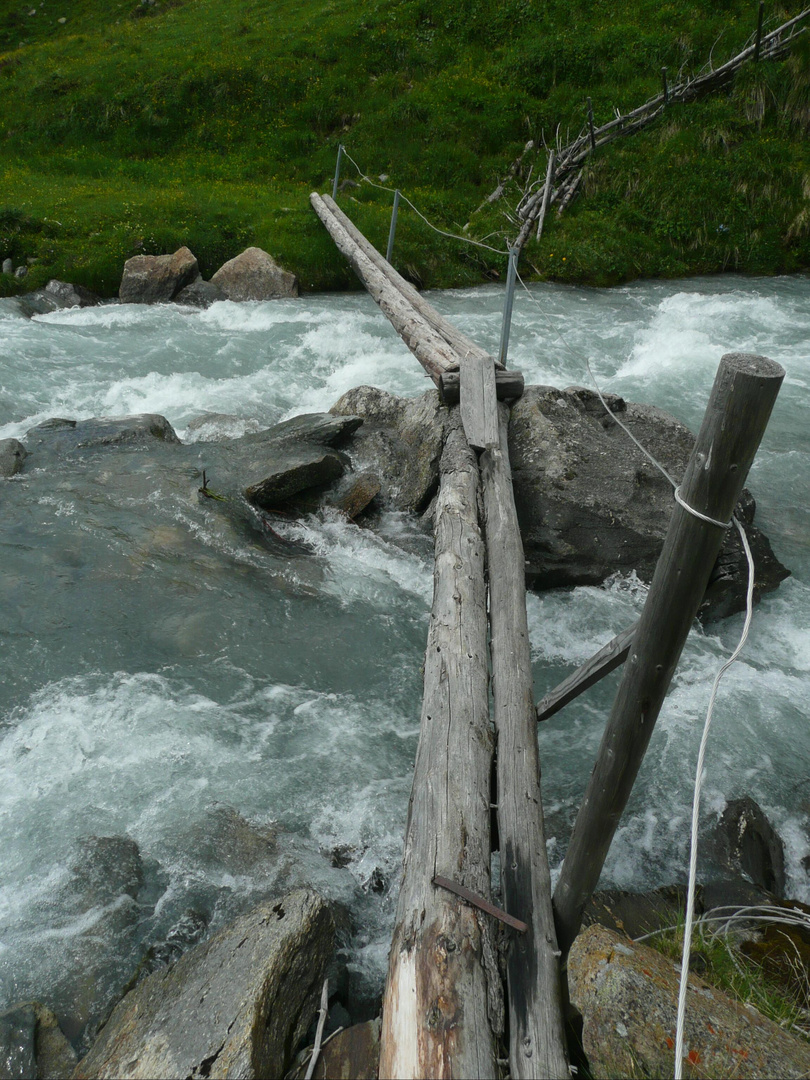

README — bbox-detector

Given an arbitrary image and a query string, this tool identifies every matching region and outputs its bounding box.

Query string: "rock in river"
[73,889,335,1080]
[119,247,199,305]
[211,247,298,301]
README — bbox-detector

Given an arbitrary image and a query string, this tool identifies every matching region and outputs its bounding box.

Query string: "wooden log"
[553,352,785,958]
[480,404,569,1080]
[379,412,501,1079]
[587,98,596,151]
[320,194,502,371]
[754,1,765,62]
[536,151,556,241]
[460,351,498,451]
[536,622,638,724]
[439,369,524,405]
[310,192,458,383]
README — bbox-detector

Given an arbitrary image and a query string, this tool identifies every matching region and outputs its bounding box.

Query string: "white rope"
[674,518,755,1079]
[673,485,731,529]
[339,148,511,256]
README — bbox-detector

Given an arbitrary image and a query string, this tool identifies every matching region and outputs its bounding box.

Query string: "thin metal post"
[587,97,596,151]
[754,1,765,61]
[331,144,344,200]
[662,66,669,104]
[386,189,401,264]
[498,248,518,367]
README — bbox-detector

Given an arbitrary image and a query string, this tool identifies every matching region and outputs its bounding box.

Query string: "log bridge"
[310,190,785,1079]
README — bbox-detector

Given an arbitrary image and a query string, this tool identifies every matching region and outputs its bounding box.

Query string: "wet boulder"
[0,438,26,478]
[43,280,100,309]
[329,386,449,514]
[119,247,199,305]
[508,384,789,620]
[715,796,786,897]
[211,247,298,301]
[24,415,180,459]
[0,1001,77,1080]
[73,889,335,1080]
[568,923,810,1078]
[174,280,227,309]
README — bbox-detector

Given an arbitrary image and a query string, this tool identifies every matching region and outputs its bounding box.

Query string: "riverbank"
[1,1,809,296]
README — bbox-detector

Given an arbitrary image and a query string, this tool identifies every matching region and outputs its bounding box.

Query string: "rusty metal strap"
[432,875,527,933]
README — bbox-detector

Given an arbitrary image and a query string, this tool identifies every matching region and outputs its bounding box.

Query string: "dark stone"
[716,796,786,896]
[0,439,26,478]
[68,835,145,906]
[508,384,789,620]
[24,414,180,458]
[0,1002,77,1080]
[581,885,691,940]
[245,449,346,511]
[291,1019,381,1080]
[73,890,335,1080]
[119,247,199,304]
[174,280,227,309]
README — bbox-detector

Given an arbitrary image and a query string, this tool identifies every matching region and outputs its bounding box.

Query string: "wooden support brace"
[439,369,524,405]
[460,351,498,451]
[536,622,638,723]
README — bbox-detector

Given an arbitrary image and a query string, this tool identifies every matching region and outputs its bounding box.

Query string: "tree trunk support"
[553,352,785,958]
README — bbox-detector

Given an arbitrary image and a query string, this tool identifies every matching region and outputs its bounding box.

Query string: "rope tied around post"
[673,486,732,529]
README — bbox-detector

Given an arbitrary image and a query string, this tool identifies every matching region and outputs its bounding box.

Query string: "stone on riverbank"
[23,415,180,459]
[211,247,298,301]
[175,280,227,309]
[119,247,199,305]
[568,923,810,1079]
[73,889,335,1080]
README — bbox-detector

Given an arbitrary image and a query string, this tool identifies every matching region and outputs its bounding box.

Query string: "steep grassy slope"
[1,0,808,294]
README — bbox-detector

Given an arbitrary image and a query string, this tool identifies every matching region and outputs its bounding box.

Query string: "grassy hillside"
[1,0,809,295]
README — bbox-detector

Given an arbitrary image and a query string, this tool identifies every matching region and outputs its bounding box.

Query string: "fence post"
[552,352,785,958]
[587,97,596,151]
[385,189,401,264]
[331,144,344,200]
[498,248,518,367]
[754,0,765,61]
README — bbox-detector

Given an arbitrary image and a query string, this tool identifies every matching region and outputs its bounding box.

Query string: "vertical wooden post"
[331,144,344,200]
[481,405,569,1080]
[497,248,518,368]
[553,352,785,957]
[536,151,556,242]
[379,413,500,1079]
[587,97,596,151]
[754,1,765,61]
[386,189,401,264]
[662,66,669,104]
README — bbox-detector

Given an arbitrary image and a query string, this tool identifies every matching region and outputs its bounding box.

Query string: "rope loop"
[673,485,732,530]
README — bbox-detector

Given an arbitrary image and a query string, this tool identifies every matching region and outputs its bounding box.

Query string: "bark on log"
[320,194,502,371]
[480,404,569,1080]
[310,193,458,383]
[379,412,501,1079]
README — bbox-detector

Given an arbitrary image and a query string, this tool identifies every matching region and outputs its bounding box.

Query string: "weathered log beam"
[439,369,524,405]
[536,622,638,724]
[320,194,503,372]
[379,412,501,1079]
[310,192,458,384]
[480,404,569,1080]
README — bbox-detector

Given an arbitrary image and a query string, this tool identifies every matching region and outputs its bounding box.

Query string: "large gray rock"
[211,247,298,301]
[24,415,180,458]
[44,280,100,308]
[568,923,810,1078]
[119,247,199,304]
[0,1001,77,1080]
[0,439,26,478]
[329,387,449,514]
[716,796,786,897]
[174,280,227,309]
[73,890,335,1080]
[508,384,788,619]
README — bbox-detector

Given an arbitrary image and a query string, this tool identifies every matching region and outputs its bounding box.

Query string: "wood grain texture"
[320,194,502,372]
[480,404,569,1080]
[459,351,498,451]
[310,193,458,383]
[536,622,637,724]
[438,369,524,406]
[379,412,500,1079]
[553,353,785,957]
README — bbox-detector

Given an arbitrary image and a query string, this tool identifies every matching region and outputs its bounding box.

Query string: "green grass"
[1,0,809,295]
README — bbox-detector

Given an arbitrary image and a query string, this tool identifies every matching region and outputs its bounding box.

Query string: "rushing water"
[0,275,808,1043]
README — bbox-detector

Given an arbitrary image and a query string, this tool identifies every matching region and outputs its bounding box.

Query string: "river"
[0,274,808,1043]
